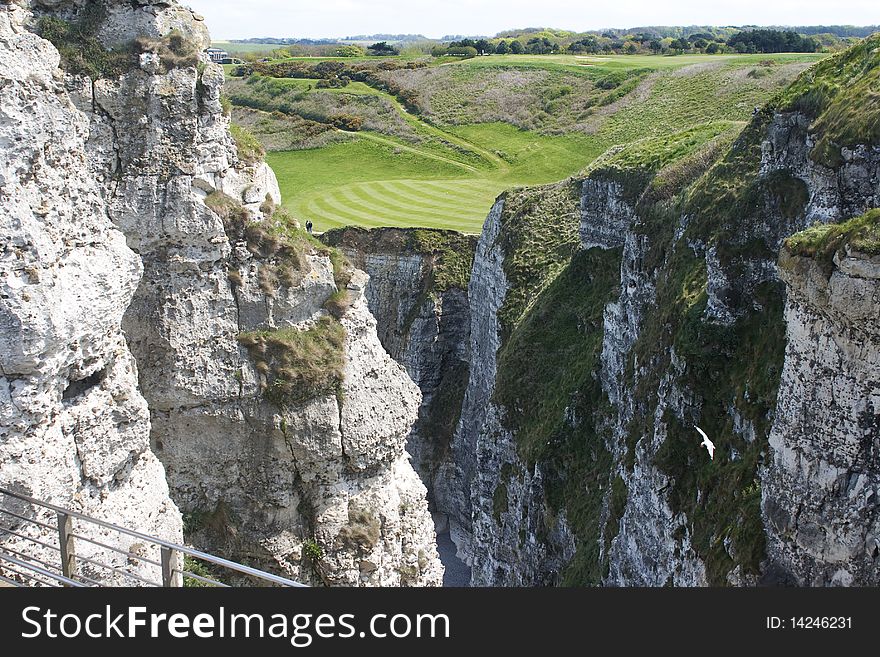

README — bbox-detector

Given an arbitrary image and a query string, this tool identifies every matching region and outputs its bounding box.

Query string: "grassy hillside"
[228,52,824,232]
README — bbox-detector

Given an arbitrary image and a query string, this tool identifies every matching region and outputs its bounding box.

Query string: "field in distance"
[227,52,824,233]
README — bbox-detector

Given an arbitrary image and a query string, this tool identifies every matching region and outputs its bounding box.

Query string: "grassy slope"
[241,53,821,232]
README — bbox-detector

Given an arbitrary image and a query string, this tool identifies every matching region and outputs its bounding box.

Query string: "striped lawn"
[297,178,503,233]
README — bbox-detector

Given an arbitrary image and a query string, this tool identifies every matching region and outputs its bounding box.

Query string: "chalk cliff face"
[0,0,442,586]
[764,245,880,586]
[0,3,181,585]
[451,39,880,586]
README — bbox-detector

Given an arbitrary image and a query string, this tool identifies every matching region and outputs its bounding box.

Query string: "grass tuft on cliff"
[784,208,880,267]
[231,124,266,166]
[238,317,346,408]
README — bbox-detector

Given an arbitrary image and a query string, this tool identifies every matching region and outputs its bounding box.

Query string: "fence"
[0,487,305,588]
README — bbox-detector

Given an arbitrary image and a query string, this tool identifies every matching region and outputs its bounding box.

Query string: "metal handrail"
[68,531,164,568]
[0,487,306,588]
[0,552,86,587]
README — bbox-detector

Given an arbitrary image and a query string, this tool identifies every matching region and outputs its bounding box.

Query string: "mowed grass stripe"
[310,189,454,224]
[362,181,486,212]
[412,179,503,200]
[343,187,461,217]
[337,185,476,222]
[303,195,479,232]
[381,180,492,205]
[299,187,485,232]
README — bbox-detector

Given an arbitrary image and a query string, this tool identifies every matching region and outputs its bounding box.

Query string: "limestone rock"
[0,5,182,586]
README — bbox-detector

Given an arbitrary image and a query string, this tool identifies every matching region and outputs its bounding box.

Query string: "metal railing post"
[56,512,76,582]
[160,546,180,587]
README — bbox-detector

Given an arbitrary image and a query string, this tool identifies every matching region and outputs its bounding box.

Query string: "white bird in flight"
[695,425,715,461]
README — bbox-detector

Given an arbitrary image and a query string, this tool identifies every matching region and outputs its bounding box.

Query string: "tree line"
[422,29,821,58]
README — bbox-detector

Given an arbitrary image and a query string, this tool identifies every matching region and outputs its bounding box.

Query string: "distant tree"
[649,39,662,53]
[430,45,448,57]
[706,42,720,54]
[692,38,708,49]
[569,35,600,54]
[447,45,478,58]
[475,39,491,54]
[334,45,365,57]
[727,29,818,53]
[669,38,689,52]
[625,42,638,54]
[509,40,524,54]
[525,37,559,54]
[367,41,399,56]
[495,40,510,54]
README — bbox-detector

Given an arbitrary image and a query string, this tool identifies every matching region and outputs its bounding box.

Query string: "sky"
[184,0,879,40]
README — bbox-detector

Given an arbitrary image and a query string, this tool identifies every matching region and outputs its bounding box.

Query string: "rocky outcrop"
[580,178,635,249]
[0,3,181,585]
[764,247,880,586]
[1,0,442,586]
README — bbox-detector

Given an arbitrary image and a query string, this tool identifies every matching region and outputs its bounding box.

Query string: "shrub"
[338,508,381,550]
[238,317,346,408]
[302,539,323,562]
[183,556,224,587]
[230,123,265,165]
[447,46,478,58]
[327,113,363,132]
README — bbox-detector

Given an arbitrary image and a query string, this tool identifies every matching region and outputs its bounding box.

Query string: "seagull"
[695,425,715,461]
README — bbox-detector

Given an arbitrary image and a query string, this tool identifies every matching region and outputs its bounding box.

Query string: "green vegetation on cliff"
[784,208,880,271]
[320,226,478,293]
[774,33,880,166]
[238,317,346,408]
[206,191,353,410]
[38,6,199,79]
[495,248,622,585]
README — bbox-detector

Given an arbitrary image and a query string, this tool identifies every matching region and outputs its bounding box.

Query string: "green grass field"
[242,52,825,233]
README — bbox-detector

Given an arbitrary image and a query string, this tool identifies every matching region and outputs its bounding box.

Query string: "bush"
[447,46,478,58]
[230,123,265,165]
[334,45,365,58]
[238,316,346,408]
[328,113,363,131]
[302,539,323,562]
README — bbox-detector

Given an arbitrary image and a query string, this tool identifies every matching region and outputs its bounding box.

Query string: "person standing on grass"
[306,220,313,235]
